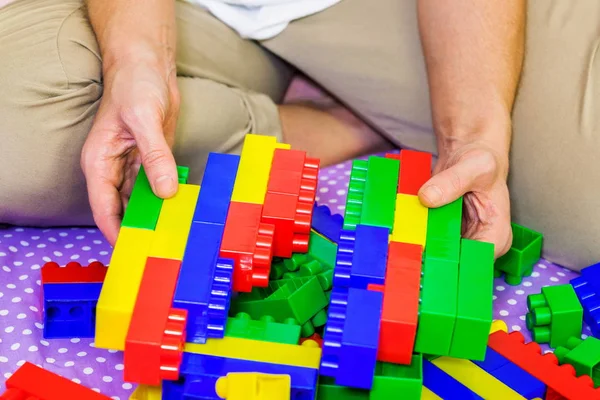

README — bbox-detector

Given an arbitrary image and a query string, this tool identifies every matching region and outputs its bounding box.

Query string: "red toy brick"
[377,242,422,365]
[488,330,600,400]
[125,257,187,385]
[221,202,274,292]
[41,261,107,284]
[1,362,110,400]
[385,153,402,161]
[300,333,323,348]
[397,150,432,195]
[262,192,312,258]
[267,149,306,196]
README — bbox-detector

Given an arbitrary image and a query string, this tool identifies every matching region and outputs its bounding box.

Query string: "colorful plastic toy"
[571,262,600,337]
[494,223,543,285]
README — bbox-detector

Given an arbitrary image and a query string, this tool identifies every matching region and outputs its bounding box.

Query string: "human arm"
[416,0,526,256]
[81,0,180,245]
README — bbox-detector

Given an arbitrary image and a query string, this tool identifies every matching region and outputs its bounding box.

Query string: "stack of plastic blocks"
[318,149,496,393]
[525,284,583,348]
[555,335,600,388]
[93,134,320,388]
[571,262,600,337]
[494,223,543,285]
[41,261,107,339]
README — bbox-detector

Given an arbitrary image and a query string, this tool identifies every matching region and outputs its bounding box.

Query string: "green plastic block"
[425,197,463,263]
[343,159,368,230]
[414,258,458,356]
[308,230,338,270]
[224,312,301,344]
[230,276,328,326]
[555,336,600,381]
[526,284,582,348]
[495,223,543,285]
[360,156,399,231]
[177,166,190,183]
[449,239,494,360]
[121,166,163,230]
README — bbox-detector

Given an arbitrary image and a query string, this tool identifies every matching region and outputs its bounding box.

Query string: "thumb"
[418,158,480,208]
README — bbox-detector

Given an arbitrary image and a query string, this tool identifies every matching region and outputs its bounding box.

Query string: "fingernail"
[421,185,443,205]
[155,175,176,197]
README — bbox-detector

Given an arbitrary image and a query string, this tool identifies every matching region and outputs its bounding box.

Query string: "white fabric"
[185,0,342,40]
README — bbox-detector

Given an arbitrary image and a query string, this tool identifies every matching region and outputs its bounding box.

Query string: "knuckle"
[448,169,463,193]
[142,148,169,168]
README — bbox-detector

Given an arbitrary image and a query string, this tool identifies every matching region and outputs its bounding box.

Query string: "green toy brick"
[360,156,400,231]
[449,239,494,360]
[526,284,582,348]
[177,166,190,183]
[495,223,543,285]
[414,258,458,356]
[224,312,301,344]
[425,197,463,263]
[121,165,163,230]
[308,230,338,270]
[230,276,328,326]
[555,336,600,383]
[343,159,368,230]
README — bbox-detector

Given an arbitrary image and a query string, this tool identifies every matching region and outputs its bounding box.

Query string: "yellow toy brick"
[148,184,200,260]
[391,193,428,245]
[421,387,442,400]
[130,384,162,400]
[231,134,291,204]
[184,337,321,369]
[216,373,291,400]
[96,227,153,350]
[432,357,525,399]
[490,319,508,334]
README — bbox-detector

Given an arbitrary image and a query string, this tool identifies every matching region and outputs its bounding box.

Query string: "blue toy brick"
[42,282,102,339]
[321,286,383,390]
[165,353,318,400]
[472,347,509,372]
[571,275,600,337]
[312,203,344,242]
[333,226,388,289]
[423,359,483,400]
[192,153,240,225]
[174,222,233,343]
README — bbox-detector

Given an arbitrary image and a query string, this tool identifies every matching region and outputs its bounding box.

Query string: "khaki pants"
[0,0,598,270]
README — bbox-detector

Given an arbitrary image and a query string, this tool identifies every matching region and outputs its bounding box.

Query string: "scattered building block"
[177,165,189,183]
[121,165,163,230]
[397,149,432,195]
[555,336,600,387]
[571,262,600,337]
[423,358,484,400]
[391,194,428,246]
[308,230,338,270]
[343,159,368,230]
[425,197,462,263]
[361,156,400,230]
[225,312,301,345]
[494,223,543,285]
[312,204,344,243]
[130,385,162,400]
[215,373,291,400]
[526,284,582,348]
[41,261,107,284]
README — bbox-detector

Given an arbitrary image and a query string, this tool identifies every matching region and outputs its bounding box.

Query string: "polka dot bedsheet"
[0,157,585,399]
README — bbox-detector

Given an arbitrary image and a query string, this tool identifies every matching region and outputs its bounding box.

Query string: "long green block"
[343,159,368,230]
[414,258,458,356]
[360,156,400,231]
[495,223,543,285]
[121,166,163,230]
[224,312,301,345]
[425,197,463,263]
[555,336,600,382]
[449,239,494,360]
[308,230,338,270]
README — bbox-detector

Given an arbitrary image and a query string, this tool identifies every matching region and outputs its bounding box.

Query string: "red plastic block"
[41,261,107,284]
[546,388,567,400]
[221,202,274,292]
[385,153,402,161]
[300,333,323,348]
[267,149,319,198]
[488,330,600,400]
[397,150,432,195]
[1,362,110,400]
[377,242,422,365]
[125,257,187,385]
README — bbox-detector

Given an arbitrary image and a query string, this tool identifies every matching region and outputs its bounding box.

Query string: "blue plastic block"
[192,153,240,225]
[174,222,233,343]
[42,282,102,339]
[162,353,318,400]
[333,225,388,289]
[571,274,600,337]
[423,359,483,400]
[321,286,383,390]
[312,203,344,242]
[472,347,509,372]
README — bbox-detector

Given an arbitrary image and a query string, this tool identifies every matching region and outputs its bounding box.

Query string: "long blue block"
[161,353,318,400]
[42,282,102,339]
[422,359,483,400]
[312,203,344,242]
[174,222,233,343]
[192,153,240,225]
[321,286,383,390]
[472,347,509,372]
[572,262,600,337]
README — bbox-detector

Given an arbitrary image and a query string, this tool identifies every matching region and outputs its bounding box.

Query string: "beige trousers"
[0,0,598,270]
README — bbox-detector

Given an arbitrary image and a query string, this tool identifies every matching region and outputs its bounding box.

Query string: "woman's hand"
[81,58,180,246]
[419,140,513,258]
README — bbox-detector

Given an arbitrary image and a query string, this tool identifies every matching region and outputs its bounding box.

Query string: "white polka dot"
[3,373,10,379]
[344,170,351,176]
[18,275,27,281]
[115,364,124,371]
[46,358,55,363]
[507,299,517,305]
[319,187,329,193]
[550,277,559,282]
[48,237,57,242]
[93,240,102,245]
[519,315,526,321]
[337,205,345,211]
[499,310,509,316]
[96,357,106,363]
[336,189,347,196]
[99,251,109,256]
[53,251,63,257]
[496,286,505,291]
[531,271,540,278]
[12,261,22,267]
[72,378,81,384]
[5,326,14,333]
[37,244,46,249]
[6,284,15,289]
[30,264,41,270]
[31,236,40,240]
[10,343,19,350]
[492,295,498,300]
[28,346,38,352]
[0,357,8,363]
[0,310,9,316]
[39,340,49,346]
[2,266,10,272]
[327,180,338,185]
[0,253,5,257]
[22,329,32,335]
[320,175,329,181]
[64,244,74,249]
[328,198,338,204]
[512,325,522,331]
[58,348,68,354]
[88,258,98,263]
[76,235,85,240]
[77,352,87,357]
[42,256,51,262]
[71,254,80,260]
[538,264,547,269]
[59,232,68,237]
[25,252,34,258]
[16,360,25,366]
[11,297,21,303]
[103,376,113,383]
[24,288,33,294]
[19,241,29,247]
[64,361,75,367]
[582,333,589,339]
[122,383,133,390]
[523,281,533,287]
[515,290,525,295]
[83,367,94,375]
[9,246,18,253]
[108,349,118,354]
[71,338,80,343]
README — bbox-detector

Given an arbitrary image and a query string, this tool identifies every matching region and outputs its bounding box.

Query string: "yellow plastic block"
[148,184,200,260]
[130,385,162,400]
[421,387,442,400]
[185,337,321,369]
[231,134,291,204]
[432,357,525,400]
[216,373,291,400]
[96,227,153,350]
[391,194,428,245]
[490,319,508,334]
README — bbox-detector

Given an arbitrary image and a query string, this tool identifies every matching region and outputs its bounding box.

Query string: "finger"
[418,157,483,208]
[86,171,123,246]
[123,107,178,199]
